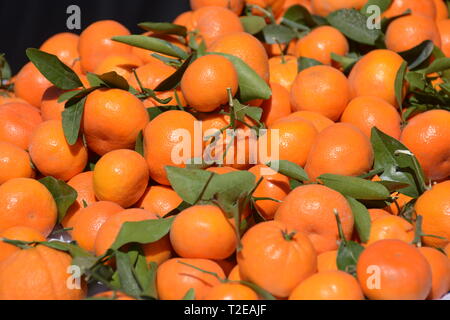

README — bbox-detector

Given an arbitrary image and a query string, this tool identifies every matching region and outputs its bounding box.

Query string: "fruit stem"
[178,261,227,284]
[282,230,297,241]
[334,209,348,245]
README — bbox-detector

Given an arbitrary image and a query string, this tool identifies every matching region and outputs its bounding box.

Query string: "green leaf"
[262,24,296,44]
[405,71,426,91]
[26,48,83,90]
[282,4,316,28]
[240,16,267,34]
[86,72,129,90]
[327,9,381,45]
[420,57,450,74]
[98,72,130,90]
[182,289,196,300]
[398,40,434,70]
[371,127,427,198]
[337,241,365,275]
[298,57,323,72]
[208,52,272,102]
[345,197,371,243]
[111,218,175,250]
[331,53,359,73]
[115,251,142,298]
[62,97,86,145]
[112,35,188,60]
[267,160,309,182]
[135,131,144,156]
[318,174,390,200]
[361,0,392,14]
[142,262,158,299]
[201,171,256,206]
[154,54,195,92]
[395,61,408,108]
[57,89,83,103]
[138,22,187,37]
[166,167,215,205]
[39,177,78,223]
[0,54,12,80]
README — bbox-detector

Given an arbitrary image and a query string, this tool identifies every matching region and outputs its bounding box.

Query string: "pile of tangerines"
[0,0,449,301]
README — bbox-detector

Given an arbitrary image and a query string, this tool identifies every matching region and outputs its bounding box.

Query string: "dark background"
[0,0,191,74]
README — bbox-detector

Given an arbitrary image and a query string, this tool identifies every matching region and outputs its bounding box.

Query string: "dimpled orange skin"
[438,19,450,57]
[419,247,450,300]
[0,178,57,237]
[246,0,286,18]
[78,20,132,73]
[94,53,143,79]
[400,110,450,181]
[367,215,415,245]
[209,32,270,83]
[29,120,88,182]
[269,55,298,91]
[228,265,243,281]
[157,258,225,300]
[368,208,391,222]
[290,65,350,121]
[0,102,42,151]
[294,26,349,65]
[260,83,292,127]
[83,88,149,156]
[0,142,34,185]
[383,0,437,19]
[264,118,318,167]
[0,245,86,300]
[40,32,80,67]
[248,165,291,220]
[94,209,158,255]
[341,96,402,140]
[311,0,367,16]
[40,86,66,121]
[305,123,374,180]
[385,15,441,53]
[275,184,354,254]
[62,171,97,229]
[0,226,46,263]
[190,0,245,15]
[357,240,432,300]
[415,181,450,248]
[289,271,365,300]
[14,62,52,108]
[144,110,199,186]
[170,205,236,260]
[204,283,259,300]
[348,49,406,107]
[287,111,334,133]
[237,221,317,298]
[191,6,244,47]
[317,250,338,272]
[434,0,449,21]
[93,150,149,209]
[181,55,239,113]
[72,201,124,253]
[136,185,182,217]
